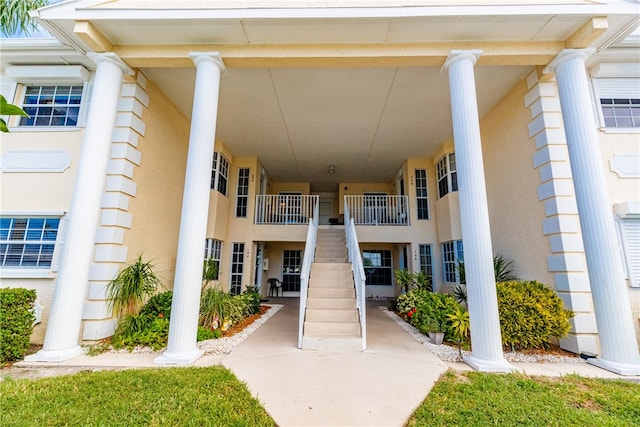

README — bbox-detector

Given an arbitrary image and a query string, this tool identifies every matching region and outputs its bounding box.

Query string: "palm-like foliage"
[447,306,470,358]
[493,254,517,282]
[0,0,50,36]
[1,95,28,132]
[106,256,161,318]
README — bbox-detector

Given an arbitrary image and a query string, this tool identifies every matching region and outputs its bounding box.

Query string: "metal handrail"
[255,195,319,225]
[343,195,409,225]
[344,202,367,351]
[298,200,319,349]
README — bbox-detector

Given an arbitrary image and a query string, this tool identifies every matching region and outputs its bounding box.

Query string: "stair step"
[311,262,351,271]
[314,257,348,264]
[302,336,362,352]
[306,308,359,322]
[308,287,355,298]
[309,278,353,288]
[307,297,356,309]
[304,320,361,336]
[310,271,352,282]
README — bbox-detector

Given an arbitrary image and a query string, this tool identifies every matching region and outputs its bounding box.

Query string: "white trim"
[5,65,90,84]
[0,150,72,173]
[610,153,640,178]
[0,269,56,279]
[615,202,640,218]
[0,211,65,217]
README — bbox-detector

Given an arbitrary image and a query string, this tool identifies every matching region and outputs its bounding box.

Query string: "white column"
[545,49,640,375]
[155,53,225,365]
[444,50,513,372]
[26,54,133,362]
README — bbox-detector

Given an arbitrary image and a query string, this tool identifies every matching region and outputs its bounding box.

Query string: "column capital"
[543,48,595,74]
[189,52,227,74]
[442,50,482,72]
[88,52,134,76]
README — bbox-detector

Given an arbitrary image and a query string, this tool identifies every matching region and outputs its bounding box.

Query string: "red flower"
[407,311,414,318]
[158,313,164,318]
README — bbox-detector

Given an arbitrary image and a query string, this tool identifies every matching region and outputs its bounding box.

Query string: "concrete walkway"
[9,298,639,426]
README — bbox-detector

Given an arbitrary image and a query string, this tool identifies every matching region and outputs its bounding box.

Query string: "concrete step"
[314,257,348,263]
[306,297,356,309]
[302,336,362,352]
[310,271,353,282]
[305,308,359,322]
[315,246,347,255]
[309,278,353,289]
[308,287,355,298]
[304,320,361,336]
[311,262,351,271]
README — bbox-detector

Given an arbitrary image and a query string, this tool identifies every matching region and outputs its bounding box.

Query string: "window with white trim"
[418,244,433,278]
[593,78,640,129]
[442,240,463,283]
[363,250,392,286]
[415,169,429,220]
[204,238,222,280]
[19,85,83,127]
[211,152,229,196]
[230,243,245,295]
[436,153,458,198]
[236,168,250,218]
[0,217,60,267]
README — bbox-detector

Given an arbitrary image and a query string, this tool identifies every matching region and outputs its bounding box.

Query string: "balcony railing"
[344,195,409,226]
[255,195,319,225]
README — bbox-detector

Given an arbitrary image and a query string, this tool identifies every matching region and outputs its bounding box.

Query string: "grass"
[408,370,640,426]
[0,366,275,427]
[3,367,639,426]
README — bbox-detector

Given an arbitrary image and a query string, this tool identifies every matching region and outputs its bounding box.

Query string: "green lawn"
[2,367,639,426]
[0,366,274,427]
[409,370,640,426]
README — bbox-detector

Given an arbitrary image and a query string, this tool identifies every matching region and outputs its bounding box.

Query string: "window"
[282,250,302,292]
[230,243,245,295]
[617,217,640,287]
[418,244,433,278]
[236,168,250,217]
[415,169,429,220]
[204,238,222,280]
[363,250,392,286]
[592,77,640,129]
[442,240,463,283]
[0,218,59,267]
[19,85,83,127]
[436,153,457,198]
[600,98,640,128]
[211,152,229,196]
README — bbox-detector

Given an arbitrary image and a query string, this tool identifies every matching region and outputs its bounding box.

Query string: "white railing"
[344,204,367,351]
[298,201,319,349]
[343,195,409,225]
[255,195,319,225]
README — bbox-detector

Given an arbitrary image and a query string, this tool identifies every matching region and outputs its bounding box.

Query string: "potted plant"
[426,317,445,345]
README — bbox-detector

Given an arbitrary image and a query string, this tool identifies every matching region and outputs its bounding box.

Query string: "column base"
[464,354,516,373]
[588,357,640,376]
[24,345,85,363]
[154,347,204,366]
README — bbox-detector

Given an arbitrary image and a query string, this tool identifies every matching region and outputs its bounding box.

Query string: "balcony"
[255,195,319,225]
[344,195,409,226]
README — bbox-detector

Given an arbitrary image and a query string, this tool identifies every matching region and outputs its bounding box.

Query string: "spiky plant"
[0,0,50,36]
[447,305,470,359]
[394,268,414,293]
[494,254,517,282]
[414,270,433,292]
[106,256,161,319]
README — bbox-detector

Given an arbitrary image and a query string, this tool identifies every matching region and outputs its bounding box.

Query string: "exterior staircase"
[302,227,362,351]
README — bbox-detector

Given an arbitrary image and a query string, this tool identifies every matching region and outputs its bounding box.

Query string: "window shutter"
[620,218,640,287]
[593,78,640,99]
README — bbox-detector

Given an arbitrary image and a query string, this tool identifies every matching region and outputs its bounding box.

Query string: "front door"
[282,249,301,294]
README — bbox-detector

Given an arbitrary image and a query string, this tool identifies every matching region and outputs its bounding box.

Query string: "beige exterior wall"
[122,80,190,288]
[598,130,640,341]
[0,128,84,343]
[480,76,553,285]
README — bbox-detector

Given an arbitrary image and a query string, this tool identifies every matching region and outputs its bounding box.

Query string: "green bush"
[0,288,36,363]
[139,291,173,319]
[395,288,459,340]
[241,286,261,315]
[112,313,169,351]
[496,280,574,350]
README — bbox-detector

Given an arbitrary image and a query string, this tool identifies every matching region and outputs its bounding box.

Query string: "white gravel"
[379,306,585,364]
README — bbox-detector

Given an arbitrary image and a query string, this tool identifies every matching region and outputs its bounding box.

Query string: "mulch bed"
[221,305,270,337]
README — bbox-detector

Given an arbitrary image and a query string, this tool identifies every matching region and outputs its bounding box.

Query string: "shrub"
[240,286,261,315]
[394,269,433,293]
[197,326,221,341]
[107,256,161,318]
[112,313,169,351]
[200,288,243,331]
[496,280,574,350]
[139,291,173,319]
[395,288,459,340]
[0,288,36,363]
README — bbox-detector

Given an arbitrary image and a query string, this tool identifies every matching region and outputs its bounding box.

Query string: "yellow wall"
[122,80,190,288]
[480,77,552,285]
[270,182,310,194]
